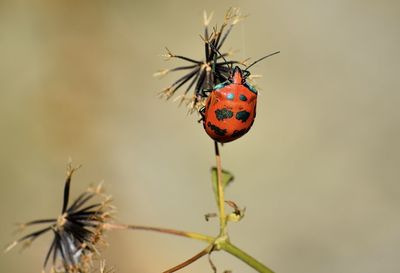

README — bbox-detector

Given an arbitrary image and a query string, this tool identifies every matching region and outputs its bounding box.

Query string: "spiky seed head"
[5,163,113,273]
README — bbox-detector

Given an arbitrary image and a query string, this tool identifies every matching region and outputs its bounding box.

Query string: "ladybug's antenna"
[244,51,280,71]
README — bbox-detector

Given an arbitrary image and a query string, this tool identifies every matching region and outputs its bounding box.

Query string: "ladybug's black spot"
[231,128,248,138]
[215,108,233,121]
[207,122,226,136]
[236,110,250,122]
[239,94,248,101]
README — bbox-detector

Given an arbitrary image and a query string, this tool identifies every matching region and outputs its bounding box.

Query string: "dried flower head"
[5,163,114,273]
[155,7,248,113]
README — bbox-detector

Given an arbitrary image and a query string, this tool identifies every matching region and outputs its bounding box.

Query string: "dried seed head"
[6,163,114,273]
[156,8,246,113]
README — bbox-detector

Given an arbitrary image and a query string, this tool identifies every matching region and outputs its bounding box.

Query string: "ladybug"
[201,51,279,143]
[202,66,257,143]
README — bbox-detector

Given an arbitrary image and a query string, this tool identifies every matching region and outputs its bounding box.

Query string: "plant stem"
[214,141,226,234]
[105,142,275,273]
[106,223,275,273]
[220,241,275,273]
[105,223,214,243]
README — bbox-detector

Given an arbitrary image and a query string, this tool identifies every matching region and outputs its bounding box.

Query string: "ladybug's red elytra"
[201,66,258,143]
[200,51,280,143]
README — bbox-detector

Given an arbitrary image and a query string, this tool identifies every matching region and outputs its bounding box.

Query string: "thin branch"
[105,223,214,243]
[163,247,210,273]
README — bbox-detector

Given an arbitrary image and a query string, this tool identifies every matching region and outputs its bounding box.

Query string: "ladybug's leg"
[242,70,250,79]
[199,88,213,98]
[198,106,205,123]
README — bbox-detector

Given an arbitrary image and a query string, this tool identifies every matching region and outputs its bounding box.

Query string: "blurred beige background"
[1,0,399,272]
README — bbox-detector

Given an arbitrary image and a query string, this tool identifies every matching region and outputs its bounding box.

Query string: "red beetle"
[201,51,279,143]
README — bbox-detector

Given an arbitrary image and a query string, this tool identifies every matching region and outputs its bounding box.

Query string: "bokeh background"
[1,0,399,272]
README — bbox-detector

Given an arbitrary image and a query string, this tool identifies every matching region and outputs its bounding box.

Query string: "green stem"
[214,141,226,234]
[220,241,275,273]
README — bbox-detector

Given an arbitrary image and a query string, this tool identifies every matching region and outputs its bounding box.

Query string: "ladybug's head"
[231,66,251,84]
[232,66,243,84]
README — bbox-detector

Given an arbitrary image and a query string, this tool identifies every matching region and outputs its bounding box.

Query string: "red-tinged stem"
[163,247,211,273]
